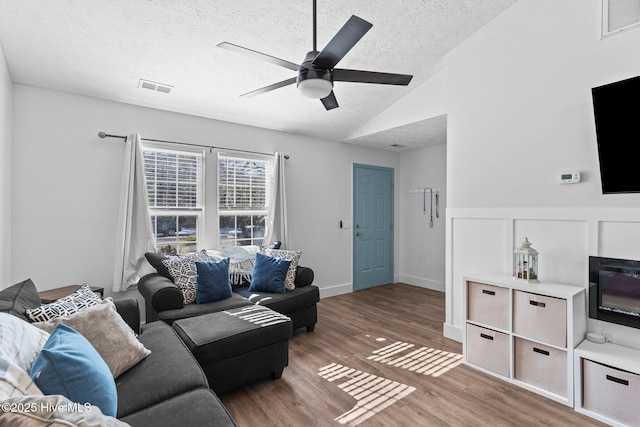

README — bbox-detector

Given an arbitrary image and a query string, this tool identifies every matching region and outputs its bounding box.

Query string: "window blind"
[144,148,203,209]
[218,155,272,210]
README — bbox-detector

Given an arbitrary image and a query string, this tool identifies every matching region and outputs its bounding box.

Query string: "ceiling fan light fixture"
[297,77,333,99]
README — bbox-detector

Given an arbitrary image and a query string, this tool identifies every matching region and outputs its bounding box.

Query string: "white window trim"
[143,143,206,254]
[217,152,272,247]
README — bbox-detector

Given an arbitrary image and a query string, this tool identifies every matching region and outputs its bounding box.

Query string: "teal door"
[353,164,394,291]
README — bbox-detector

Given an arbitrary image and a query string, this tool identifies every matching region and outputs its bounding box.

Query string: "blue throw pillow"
[30,323,117,417]
[196,258,232,303]
[249,252,291,294]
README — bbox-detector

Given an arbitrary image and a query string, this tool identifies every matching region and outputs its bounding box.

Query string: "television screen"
[592,75,640,194]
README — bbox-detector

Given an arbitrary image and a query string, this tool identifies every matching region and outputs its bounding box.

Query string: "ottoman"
[172,305,293,394]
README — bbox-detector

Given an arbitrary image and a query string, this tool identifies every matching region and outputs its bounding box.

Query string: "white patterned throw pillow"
[262,249,302,290]
[0,358,43,399]
[162,250,213,304]
[0,313,50,373]
[25,284,102,323]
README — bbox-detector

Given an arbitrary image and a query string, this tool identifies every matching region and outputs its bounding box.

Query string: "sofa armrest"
[294,266,314,288]
[138,273,184,312]
[114,298,141,335]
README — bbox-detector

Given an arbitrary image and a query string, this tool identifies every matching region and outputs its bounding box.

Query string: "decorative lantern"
[514,237,539,282]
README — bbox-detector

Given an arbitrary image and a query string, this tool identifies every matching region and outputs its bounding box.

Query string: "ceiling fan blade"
[333,69,413,85]
[320,91,339,110]
[240,77,297,98]
[217,42,301,72]
[313,15,372,70]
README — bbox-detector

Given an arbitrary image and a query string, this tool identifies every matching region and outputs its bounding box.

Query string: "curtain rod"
[97,132,289,159]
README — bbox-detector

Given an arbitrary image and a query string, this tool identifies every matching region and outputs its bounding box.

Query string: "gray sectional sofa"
[0,279,236,427]
[113,299,236,427]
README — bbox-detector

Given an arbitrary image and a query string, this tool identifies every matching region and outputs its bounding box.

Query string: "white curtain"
[113,134,156,292]
[264,152,288,248]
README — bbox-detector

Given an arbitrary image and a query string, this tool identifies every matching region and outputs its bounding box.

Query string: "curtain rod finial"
[98,131,107,138]
[284,154,290,160]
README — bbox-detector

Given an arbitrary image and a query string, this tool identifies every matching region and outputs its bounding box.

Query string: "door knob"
[355,232,360,236]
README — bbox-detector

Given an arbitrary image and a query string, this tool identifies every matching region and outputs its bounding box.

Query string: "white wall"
[398,144,446,291]
[10,84,401,309]
[0,44,12,286]
[444,0,640,348]
[347,67,448,140]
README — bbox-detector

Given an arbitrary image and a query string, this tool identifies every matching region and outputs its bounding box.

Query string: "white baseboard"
[318,283,352,299]
[443,322,463,343]
[398,274,445,292]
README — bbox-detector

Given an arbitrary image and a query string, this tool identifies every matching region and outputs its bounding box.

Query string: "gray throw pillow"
[0,278,41,322]
[33,298,151,378]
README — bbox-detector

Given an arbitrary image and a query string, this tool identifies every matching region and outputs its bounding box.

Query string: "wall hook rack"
[408,187,440,228]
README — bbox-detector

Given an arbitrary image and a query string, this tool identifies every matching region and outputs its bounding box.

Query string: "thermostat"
[559,172,580,184]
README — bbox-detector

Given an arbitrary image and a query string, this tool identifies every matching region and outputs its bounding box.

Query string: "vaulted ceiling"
[0,0,516,150]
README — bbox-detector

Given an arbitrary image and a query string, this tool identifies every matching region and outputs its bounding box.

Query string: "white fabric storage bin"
[466,323,510,377]
[513,290,566,347]
[583,359,640,426]
[467,281,510,330]
[514,337,566,397]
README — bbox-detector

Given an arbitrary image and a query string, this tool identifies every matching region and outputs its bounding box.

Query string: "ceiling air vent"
[138,79,174,94]
[603,0,640,37]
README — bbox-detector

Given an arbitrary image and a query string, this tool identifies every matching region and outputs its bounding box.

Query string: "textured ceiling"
[347,114,448,151]
[0,0,516,150]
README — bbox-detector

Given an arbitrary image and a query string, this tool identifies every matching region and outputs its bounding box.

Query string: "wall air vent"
[603,0,640,37]
[138,79,174,94]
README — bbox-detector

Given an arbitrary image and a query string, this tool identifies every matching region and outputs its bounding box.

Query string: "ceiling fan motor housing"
[296,51,333,98]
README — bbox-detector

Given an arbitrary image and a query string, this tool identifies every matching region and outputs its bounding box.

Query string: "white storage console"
[574,340,640,427]
[463,273,586,407]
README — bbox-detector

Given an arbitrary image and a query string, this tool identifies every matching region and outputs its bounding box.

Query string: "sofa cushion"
[0,312,50,372]
[195,259,232,304]
[115,321,209,418]
[0,278,41,322]
[157,293,253,325]
[235,284,320,315]
[25,284,102,322]
[120,388,236,427]
[145,252,173,281]
[33,298,151,378]
[249,252,290,294]
[172,305,292,365]
[262,248,302,290]
[30,323,118,417]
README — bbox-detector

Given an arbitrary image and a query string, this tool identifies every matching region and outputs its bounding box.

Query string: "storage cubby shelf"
[574,340,640,427]
[463,273,587,407]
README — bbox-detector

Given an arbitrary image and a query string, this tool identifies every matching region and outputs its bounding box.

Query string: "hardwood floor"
[220,284,605,426]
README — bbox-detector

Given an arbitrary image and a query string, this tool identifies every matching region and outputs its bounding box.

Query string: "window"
[218,154,271,247]
[143,147,204,255]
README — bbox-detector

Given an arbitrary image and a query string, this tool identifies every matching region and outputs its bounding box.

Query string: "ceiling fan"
[217,0,413,110]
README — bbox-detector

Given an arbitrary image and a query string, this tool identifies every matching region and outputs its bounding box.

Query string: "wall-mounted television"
[592,75,640,194]
[589,256,640,330]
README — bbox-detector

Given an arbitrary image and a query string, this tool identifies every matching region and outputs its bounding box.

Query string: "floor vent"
[138,79,174,94]
[603,0,640,37]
